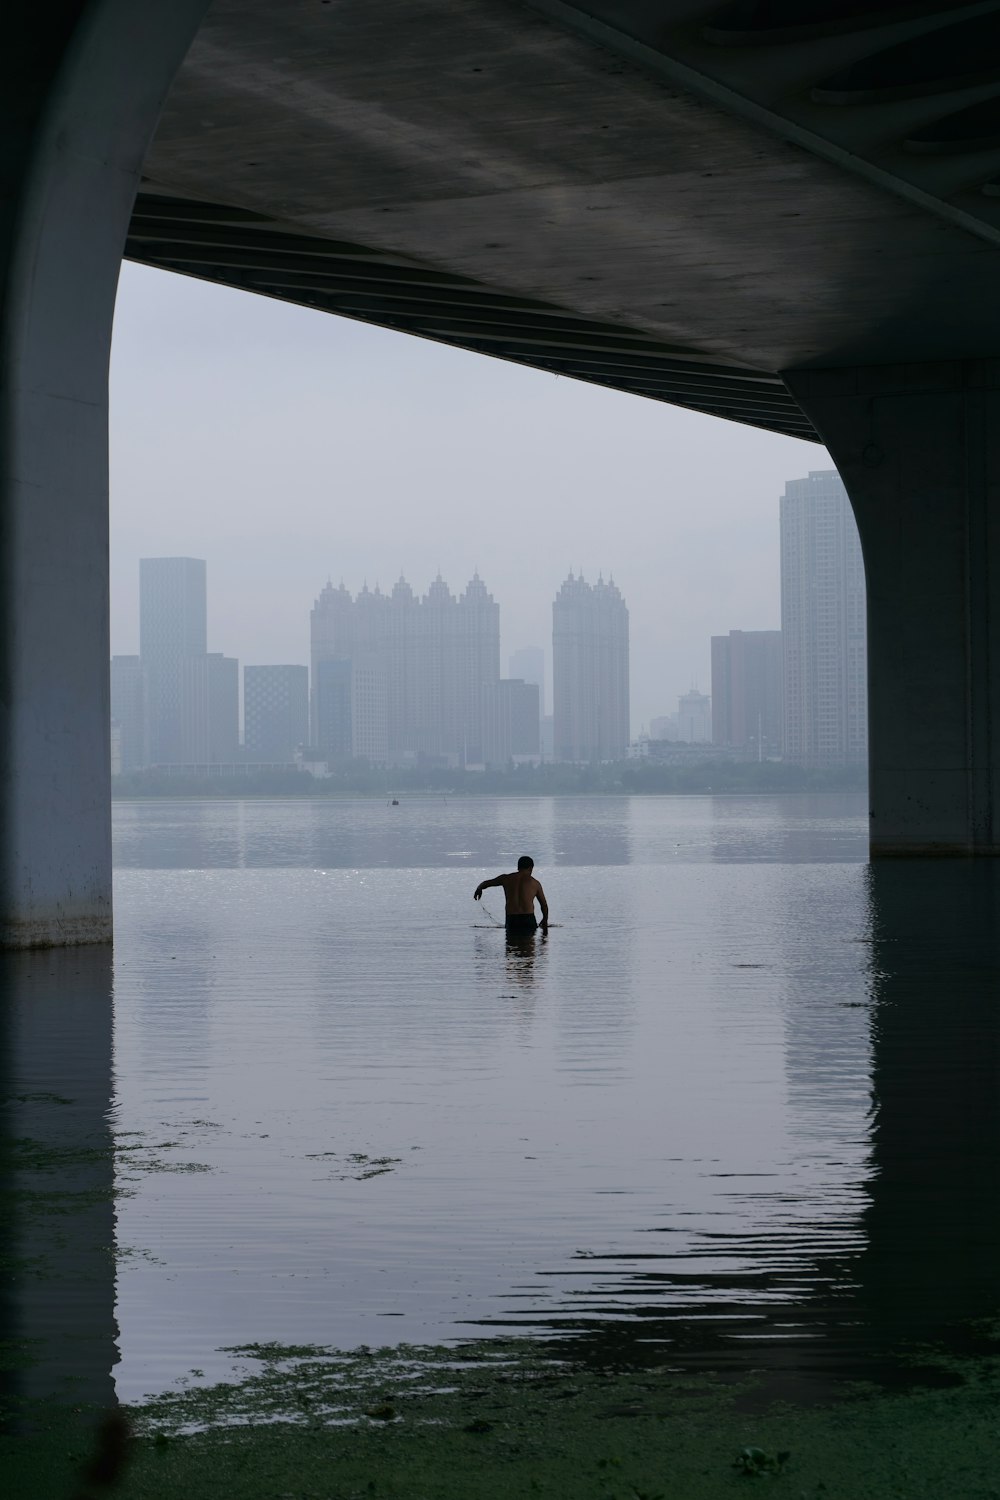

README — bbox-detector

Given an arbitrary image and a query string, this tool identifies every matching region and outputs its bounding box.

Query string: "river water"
[6,794,1000,1410]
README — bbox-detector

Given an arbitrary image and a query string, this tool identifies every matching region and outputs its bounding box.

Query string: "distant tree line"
[112,759,867,799]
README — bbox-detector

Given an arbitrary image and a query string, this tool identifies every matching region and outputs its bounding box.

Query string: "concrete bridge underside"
[7,0,1000,944]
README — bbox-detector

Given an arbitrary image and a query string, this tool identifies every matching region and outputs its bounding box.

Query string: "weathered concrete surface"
[0,0,208,947]
[788,361,1000,855]
[141,1,1000,385]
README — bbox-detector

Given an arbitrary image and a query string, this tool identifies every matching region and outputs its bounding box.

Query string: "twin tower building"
[112,561,630,772]
[309,571,630,767]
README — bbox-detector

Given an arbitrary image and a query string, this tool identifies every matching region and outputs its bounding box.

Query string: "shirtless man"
[474,856,549,936]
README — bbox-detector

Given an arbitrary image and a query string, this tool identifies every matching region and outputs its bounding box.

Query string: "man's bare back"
[474,856,549,933]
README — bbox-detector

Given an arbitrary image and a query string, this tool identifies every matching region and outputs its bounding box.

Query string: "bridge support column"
[786,362,1000,856]
[0,2,207,946]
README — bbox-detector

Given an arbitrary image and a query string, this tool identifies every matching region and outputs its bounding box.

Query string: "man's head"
[517,856,534,871]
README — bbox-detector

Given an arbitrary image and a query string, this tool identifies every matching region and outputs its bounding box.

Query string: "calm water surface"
[7,794,1000,1411]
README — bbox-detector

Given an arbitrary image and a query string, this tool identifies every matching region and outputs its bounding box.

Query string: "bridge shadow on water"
[0,947,118,1426]
[474,860,1000,1405]
[3,861,1000,1415]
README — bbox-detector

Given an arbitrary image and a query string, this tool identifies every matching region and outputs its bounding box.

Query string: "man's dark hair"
[517,856,534,871]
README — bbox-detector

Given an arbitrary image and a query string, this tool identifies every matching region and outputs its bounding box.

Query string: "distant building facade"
[509,647,545,715]
[180,653,239,764]
[677,689,711,743]
[310,574,499,765]
[313,657,390,764]
[244,665,309,762]
[139,556,207,765]
[711,630,783,755]
[110,655,144,773]
[110,720,123,777]
[552,573,630,762]
[483,678,541,766]
[780,469,867,766]
[350,662,389,764]
[650,714,678,741]
[314,658,353,760]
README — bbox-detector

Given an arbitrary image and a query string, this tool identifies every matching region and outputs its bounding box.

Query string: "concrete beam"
[0,1,208,946]
[786,361,1000,856]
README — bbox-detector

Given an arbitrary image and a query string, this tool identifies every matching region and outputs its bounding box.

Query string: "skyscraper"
[110,655,144,773]
[310,573,499,766]
[711,630,783,755]
[456,574,500,763]
[314,658,389,764]
[552,573,629,762]
[244,665,309,762]
[180,653,239,764]
[139,557,207,765]
[677,689,711,744]
[314,658,353,760]
[350,663,389,765]
[780,469,867,766]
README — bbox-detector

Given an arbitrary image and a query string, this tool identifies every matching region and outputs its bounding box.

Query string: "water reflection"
[0,948,117,1417]
[113,797,645,872]
[516,861,1000,1398]
[9,807,1000,1415]
[551,798,631,866]
[706,794,868,864]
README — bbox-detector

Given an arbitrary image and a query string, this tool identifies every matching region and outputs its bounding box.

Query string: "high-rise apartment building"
[313,658,389,764]
[139,557,207,765]
[677,689,712,743]
[315,658,353,760]
[350,663,389,764]
[711,630,783,755]
[509,647,545,715]
[310,573,499,765]
[780,469,867,765]
[483,679,541,766]
[110,655,144,773]
[180,653,239,764]
[552,573,629,762]
[244,665,309,762]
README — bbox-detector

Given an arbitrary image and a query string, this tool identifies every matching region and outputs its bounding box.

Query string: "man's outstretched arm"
[474,875,504,901]
[536,884,549,928]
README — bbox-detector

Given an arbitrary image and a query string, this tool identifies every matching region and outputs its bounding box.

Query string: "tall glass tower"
[780,470,867,766]
[552,573,629,763]
[139,556,207,765]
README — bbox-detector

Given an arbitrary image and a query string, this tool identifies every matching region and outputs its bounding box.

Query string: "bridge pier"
[787,362,1000,856]
[0,1,206,947]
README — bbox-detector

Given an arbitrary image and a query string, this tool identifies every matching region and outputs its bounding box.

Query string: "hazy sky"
[110,261,823,729]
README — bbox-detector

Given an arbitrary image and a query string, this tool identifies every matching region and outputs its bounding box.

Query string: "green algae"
[8,1337,1000,1500]
[304,1151,406,1180]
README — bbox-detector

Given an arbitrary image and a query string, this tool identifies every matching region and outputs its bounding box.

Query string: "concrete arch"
[1,1,209,945]
[787,363,1000,855]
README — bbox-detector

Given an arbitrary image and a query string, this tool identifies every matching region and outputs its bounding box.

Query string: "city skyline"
[112,483,847,767]
[110,262,810,730]
[115,562,630,768]
[112,547,778,735]
[112,477,864,771]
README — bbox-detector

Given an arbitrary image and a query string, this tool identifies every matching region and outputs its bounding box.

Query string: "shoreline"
[6,1333,997,1499]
